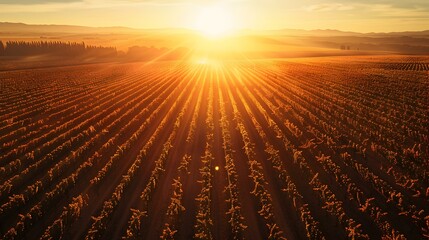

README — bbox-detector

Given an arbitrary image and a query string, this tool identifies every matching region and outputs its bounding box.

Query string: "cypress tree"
[0,41,4,56]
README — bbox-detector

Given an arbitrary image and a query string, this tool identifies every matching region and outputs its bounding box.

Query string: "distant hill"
[0,22,196,36]
[1,22,428,37]
[1,22,428,56]
[0,22,140,34]
[250,29,364,37]
[366,30,429,38]
[245,28,429,38]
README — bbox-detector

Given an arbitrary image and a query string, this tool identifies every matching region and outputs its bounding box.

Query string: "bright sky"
[0,0,428,33]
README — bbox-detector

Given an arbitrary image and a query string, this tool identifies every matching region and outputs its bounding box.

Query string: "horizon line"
[1,21,429,35]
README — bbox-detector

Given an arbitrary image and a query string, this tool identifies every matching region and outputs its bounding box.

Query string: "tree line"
[0,40,192,61]
[0,40,117,57]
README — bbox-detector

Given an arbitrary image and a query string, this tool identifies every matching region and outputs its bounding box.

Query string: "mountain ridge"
[1,22,428,37]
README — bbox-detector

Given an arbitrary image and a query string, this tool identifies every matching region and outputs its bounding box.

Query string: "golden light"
[194,6,236,38]
[196,58,208,64]
[215,166,220,171]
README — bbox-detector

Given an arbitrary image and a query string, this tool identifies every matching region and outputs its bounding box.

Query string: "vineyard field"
[0,55,428,240]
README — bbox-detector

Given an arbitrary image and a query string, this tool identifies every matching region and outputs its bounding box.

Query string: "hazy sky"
[0,0,428,32]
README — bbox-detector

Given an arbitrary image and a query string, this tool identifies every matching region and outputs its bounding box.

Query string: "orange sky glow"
[0,0,428,33]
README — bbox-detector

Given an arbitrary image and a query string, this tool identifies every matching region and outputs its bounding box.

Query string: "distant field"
[0,56,428,239]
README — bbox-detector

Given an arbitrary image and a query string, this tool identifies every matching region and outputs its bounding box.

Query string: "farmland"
[0,55,428,239]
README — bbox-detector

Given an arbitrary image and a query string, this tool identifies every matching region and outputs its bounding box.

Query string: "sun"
[194,6,236,38]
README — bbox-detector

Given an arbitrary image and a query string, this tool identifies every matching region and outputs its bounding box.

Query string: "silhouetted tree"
[0,41,4,56]
[0,40,117,58]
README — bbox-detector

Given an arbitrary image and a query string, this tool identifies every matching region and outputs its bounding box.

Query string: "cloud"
[0,0,79,4]
[0,0,215,11]
[306,3,354,12]
[0,0,161,13]
[368,4,429,18]
[0,0,219,4]
[0,0,230,13]
[0,1,85,12]
[328,0,429,13]
[305,1,429,18]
